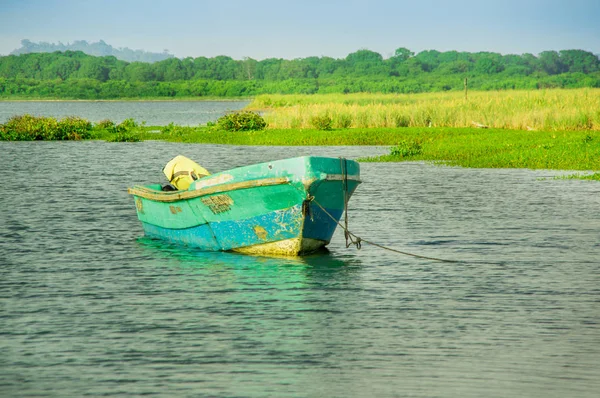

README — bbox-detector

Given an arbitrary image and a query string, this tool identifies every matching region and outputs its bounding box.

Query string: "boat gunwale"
[128,173,362,203]
[128,177,292,203]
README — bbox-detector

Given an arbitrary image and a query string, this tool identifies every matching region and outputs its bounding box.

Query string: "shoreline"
[0,97,253,102]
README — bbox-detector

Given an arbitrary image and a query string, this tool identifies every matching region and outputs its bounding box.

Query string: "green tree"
[124,62,155,81]
[345,49,386,75]
[539,51,564,75]
[559,50,599,73]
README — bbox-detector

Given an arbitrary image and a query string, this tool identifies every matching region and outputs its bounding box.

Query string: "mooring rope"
[296,156,460,263]
[308,195,460,263]
[339,157,362,250]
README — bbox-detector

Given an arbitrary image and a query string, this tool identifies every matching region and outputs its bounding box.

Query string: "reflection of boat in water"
[136,236,361,271]
[128,156,360,256]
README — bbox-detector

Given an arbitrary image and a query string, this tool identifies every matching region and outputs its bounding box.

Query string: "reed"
[248,89,600,131]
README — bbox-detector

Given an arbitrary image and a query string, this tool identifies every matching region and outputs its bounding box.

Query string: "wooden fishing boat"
[128,156,361,256]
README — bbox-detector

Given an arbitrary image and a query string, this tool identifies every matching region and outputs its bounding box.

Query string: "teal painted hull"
[128,156,360,256]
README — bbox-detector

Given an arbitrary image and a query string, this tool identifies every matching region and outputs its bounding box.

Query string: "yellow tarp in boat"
[163,155,210,190]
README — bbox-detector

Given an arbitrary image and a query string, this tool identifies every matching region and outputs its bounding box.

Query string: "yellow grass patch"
[248,89,600,131]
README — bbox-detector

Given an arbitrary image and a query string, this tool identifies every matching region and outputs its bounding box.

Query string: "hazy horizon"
[0,0,598,60]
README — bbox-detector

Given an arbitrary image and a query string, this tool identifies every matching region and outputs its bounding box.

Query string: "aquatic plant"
[216,111,266,131]
[106,132,142,142]
[56,116,93,140]
[390,140,423,158]
[0,114,93,140]
[161,122,194,137]
[95,119,116,131]
[117,118,138,131]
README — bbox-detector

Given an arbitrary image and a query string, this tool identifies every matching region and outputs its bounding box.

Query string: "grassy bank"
[358,128,600,171]
[2,112,599,177]
[136,124,600,171]
[249,89,600,131]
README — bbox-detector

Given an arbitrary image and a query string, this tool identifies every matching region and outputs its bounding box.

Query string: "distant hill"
[10,39,174,63]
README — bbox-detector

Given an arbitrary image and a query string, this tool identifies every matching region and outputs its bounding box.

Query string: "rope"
[339,157,362,250]
[295,158,459,263]
[309,196,460,263]
[306,159,460,263]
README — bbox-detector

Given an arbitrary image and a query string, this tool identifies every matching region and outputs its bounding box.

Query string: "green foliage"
[56,116,92,139]
[128,124,600,173]
[0,114,92,140]
[216,111,266,131]
[103,118,142,141]
[310,114,333,130]
[95,119,115,129]
[390,140,423,157]
[361,128,600,171]
[106,131,141,142]
[117,118,137,131]
[160,122,193,137]
[1,48,600,99]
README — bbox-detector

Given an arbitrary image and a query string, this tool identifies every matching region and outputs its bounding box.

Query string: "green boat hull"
[128,156,360,256]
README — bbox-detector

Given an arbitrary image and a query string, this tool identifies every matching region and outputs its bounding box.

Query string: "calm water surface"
[0,101,250,125]
[1,141,599,397]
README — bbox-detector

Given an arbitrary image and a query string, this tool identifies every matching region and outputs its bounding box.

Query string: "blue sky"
[0,0,598,59]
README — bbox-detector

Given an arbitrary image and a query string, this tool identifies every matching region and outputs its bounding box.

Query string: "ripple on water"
[1,141,599,398]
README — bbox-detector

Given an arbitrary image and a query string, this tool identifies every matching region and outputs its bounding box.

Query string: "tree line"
[0,48,599,98]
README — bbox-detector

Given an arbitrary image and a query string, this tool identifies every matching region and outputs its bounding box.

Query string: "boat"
[128,156,361,256]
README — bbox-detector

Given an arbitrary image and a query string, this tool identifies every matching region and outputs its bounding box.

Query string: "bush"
[116,118,137,132]
[96,119,116,130]
[216,111,266,131]
[310,114,333,130]
[0,114,92,140]
[56,116,93,140]
[390,140,423,158]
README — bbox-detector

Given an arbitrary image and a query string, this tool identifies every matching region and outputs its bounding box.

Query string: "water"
[0,101,250,125]
[1,141,599,398]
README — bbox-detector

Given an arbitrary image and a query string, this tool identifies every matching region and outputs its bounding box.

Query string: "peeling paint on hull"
[140,204,342,256]
[232,238,326,256]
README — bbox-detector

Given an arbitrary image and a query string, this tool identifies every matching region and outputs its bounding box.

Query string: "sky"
[0,0,598,60]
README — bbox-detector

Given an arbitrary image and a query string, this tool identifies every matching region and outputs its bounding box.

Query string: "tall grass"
[248,89,600,131]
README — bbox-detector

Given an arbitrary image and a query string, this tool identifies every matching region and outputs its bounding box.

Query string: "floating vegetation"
[360,128,600,172]
[553,172,600,181]
[0,114,93,140]
[390,140,423,158]
[0,115,145,142]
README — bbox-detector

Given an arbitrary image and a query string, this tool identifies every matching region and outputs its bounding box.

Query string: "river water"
[0,101,250,126]
[1,140,599,397]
